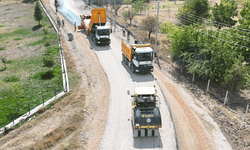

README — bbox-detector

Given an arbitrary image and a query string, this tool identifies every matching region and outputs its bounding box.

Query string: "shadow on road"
[130,120,163,148]
[78,30,110,51]
[121,61,155,83]
[133,136,163,148]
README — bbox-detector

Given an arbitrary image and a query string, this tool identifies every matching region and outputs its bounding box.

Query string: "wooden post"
[224,91,228,105]
[244,105,249,121]
[192,74,195,82]
[206,79,210,92]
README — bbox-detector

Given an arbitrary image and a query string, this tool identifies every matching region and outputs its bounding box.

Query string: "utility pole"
[154,2,161,69]
[114,0,116,32]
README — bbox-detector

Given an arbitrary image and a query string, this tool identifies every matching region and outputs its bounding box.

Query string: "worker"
[127,30,130,41]
[74,22,76,31]
[57,18,60,27]
[122,27,125,37]
[62,20,64,27]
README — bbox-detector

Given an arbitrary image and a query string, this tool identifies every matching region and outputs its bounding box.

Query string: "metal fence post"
[28,103,30,115]
[42,95,44,106]
[55,88,57,99]
[12,113,14,124]
[224,91,228,105]
[244,105,249,121]
[206,79,210,92]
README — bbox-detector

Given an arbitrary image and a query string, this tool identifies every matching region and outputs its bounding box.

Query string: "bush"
[43,28,48,34]
[38,106,46,113]
[44,42,50,47]
[2,76,20,82]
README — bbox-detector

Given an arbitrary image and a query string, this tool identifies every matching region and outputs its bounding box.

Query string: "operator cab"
[137,95,155,107]
[134,87,157,107]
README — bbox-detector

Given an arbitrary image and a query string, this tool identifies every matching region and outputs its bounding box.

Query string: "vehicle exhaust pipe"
[98,12,101,26]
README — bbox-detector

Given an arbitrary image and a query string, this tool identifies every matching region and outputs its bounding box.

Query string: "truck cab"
[94,26,111,45]
[131,46,154,73]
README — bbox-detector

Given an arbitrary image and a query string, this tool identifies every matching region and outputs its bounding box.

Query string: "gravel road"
[56,0,177,149]
[0,0,236,149]
[46,0,232,149]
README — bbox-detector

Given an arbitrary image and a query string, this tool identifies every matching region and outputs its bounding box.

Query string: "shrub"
[38,106,46,113]
[44,42,50,47]
[43,28,48,34]
[2,76,20,82]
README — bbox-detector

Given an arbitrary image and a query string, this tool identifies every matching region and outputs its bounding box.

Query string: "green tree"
[235,2,250,64]
[141,15,157,40]
[34,1,43,25]
[132,0,149,14]
[166,24,250,89]
[123,8,138,26]
[42,52,54,72]
[11,82,23,112]
[212,0,238,28]
[122,0,132,7]
[239,2,250,29]
[178,0,210,25]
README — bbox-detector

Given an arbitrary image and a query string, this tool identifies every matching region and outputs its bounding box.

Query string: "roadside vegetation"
[106,0,250,90]
[0,1,63,128]
[168,0,250,90]
[105,0,250,149]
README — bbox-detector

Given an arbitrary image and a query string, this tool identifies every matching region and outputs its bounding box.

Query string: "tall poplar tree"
[34,1,43,25]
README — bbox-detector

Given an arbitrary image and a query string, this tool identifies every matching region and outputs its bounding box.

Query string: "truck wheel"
[125,58,128,65]
[95,39,97,45]
[133,129,138,137]
[122,54,125,62]
[130,64,135,73]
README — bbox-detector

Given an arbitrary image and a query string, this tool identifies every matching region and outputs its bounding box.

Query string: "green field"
[0,16,63,128]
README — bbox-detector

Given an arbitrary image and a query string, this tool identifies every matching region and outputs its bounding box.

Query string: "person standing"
[74,22,76,31]
[62,20,64,27]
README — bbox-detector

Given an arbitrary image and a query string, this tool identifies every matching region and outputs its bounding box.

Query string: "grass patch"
[2,76,20,82]
[28,33,57,46]
[0,15,62,128]
[14,38,23,41]
[14,17,21,19]
[0,57,63,127]
[12,28,31,35]
[0,17,51,44]
[0,25,5,27]
[0,47,5,51]
[6,8,11,10]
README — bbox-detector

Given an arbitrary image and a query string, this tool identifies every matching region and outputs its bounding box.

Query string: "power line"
[177,14,250,42]
[179,10,250,34]
[176,16,250,50]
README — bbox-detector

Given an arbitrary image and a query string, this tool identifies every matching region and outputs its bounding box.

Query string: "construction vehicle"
[121,39,154,73]
[78,8,110,45]
[128,86,162,137]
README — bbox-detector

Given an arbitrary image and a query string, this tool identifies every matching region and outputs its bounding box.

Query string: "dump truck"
[78,8,110,45]
[128,86,162,137]
[121,39,154,73]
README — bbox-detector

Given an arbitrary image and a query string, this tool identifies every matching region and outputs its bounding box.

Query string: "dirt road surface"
[0,0,232,149]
